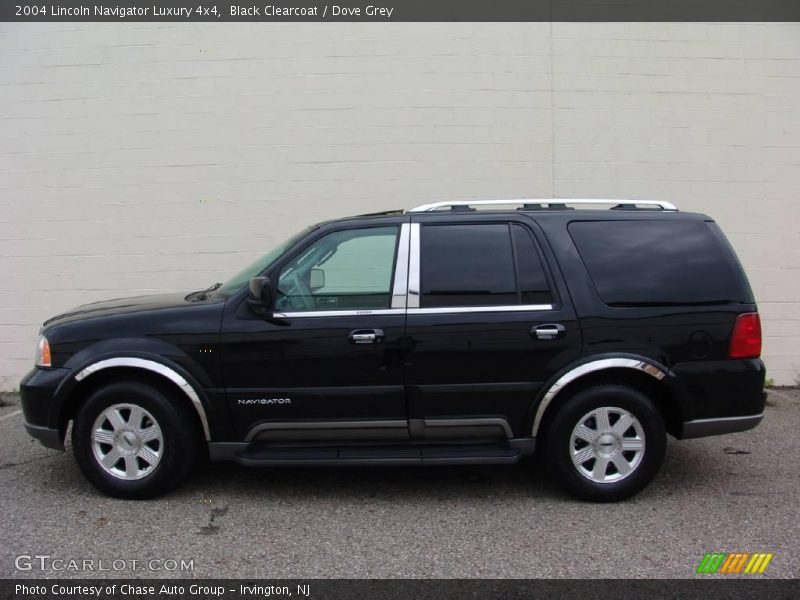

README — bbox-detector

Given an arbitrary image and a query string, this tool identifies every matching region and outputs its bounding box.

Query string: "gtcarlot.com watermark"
[15,554,194,573]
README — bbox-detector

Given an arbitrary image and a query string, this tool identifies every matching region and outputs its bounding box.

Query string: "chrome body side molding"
[531,358,669,437]
[74,357,210,440]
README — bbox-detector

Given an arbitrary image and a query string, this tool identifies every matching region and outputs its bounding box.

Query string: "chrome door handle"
[349,329,385,344]
[531,323,566,340]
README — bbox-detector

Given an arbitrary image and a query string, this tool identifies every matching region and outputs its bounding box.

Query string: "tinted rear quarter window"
[568,220,753,306]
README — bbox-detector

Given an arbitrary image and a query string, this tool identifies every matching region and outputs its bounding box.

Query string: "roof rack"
[408,199,678,212]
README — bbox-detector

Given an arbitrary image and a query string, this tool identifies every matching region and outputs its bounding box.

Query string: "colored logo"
[697,552,774,574]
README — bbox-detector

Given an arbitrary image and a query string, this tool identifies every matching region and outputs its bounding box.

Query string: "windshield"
[218,227,311,294]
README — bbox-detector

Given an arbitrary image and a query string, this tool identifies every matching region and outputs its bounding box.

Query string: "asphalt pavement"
[1,389,798,579]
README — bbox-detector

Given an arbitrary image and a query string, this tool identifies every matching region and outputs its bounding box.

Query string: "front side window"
[276,226,399,312]
[219,227,313,294]
[420,223,552,308]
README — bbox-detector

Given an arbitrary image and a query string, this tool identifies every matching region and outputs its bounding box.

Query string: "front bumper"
[24,422,65,450]
[20,366,71,451]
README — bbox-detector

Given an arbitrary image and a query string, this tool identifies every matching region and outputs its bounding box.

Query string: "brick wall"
[1,22,798,388]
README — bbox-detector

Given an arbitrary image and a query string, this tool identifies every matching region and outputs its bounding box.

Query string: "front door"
[404,215,582,440]
[221,219,411,442]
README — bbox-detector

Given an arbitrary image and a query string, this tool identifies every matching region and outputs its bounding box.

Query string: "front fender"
[51,339,220,440]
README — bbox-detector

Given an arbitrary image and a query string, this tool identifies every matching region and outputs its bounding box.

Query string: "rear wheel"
[72,381,200,499]
[542,384,666,502]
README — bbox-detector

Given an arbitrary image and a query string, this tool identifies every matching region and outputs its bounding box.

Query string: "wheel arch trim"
[73,357,210,440]
[532,357,670,437]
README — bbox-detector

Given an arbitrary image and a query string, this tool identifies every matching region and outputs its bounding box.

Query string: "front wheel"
[72,381,200,499]
[542,384,666,502]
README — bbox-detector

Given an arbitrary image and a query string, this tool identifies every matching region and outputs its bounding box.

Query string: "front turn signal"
[36,335,52,367]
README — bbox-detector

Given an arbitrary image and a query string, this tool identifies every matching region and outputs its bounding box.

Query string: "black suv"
[20,199,766,501]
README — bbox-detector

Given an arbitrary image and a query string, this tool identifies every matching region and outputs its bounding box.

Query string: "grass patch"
[0,392,19,407]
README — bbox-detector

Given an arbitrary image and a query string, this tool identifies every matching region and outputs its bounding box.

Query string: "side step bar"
[208,439,535,467]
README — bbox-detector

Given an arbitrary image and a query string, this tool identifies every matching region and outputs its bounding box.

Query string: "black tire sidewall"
[545,384,666,502]
[72,381,198,499]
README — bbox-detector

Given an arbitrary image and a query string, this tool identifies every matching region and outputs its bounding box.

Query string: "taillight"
[729,313,761,359]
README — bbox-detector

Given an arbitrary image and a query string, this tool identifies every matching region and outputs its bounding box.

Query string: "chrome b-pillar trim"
[531,358,668,437]
[74,357,210,440]
[390,223,411,309]
[407,223,421,308]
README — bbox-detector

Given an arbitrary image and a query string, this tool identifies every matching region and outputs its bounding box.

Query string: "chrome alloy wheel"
[91,403,163,480]
[570,406,645,484]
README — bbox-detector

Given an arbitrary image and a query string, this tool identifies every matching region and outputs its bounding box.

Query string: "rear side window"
[513,224,552,305]
[568,220,754,306]
[420,223,553,308]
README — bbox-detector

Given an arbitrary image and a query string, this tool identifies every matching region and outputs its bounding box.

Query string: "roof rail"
[408,199,678,212]
[355,209,405,217]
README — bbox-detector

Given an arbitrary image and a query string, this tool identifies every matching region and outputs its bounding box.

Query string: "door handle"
[531,323,566,340]
[348,329,385,344]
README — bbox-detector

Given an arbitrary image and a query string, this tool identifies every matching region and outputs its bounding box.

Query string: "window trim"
[274,308,407,318]
[409,221,555,312]
[406,304,553,315]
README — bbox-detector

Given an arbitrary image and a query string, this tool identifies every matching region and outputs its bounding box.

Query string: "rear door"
[404,213,581,439]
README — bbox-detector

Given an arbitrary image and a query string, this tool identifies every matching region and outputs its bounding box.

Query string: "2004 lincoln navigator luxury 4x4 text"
[20,199,766,501]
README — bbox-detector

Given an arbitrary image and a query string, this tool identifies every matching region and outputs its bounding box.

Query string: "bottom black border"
[3,579,800,600]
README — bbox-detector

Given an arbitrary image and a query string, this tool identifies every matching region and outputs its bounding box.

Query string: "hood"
[42,292,220,329]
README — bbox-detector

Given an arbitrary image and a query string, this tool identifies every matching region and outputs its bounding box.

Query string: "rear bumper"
[681,410,764,439]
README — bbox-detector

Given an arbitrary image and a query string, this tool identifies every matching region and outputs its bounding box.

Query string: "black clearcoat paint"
[20,209,765,448]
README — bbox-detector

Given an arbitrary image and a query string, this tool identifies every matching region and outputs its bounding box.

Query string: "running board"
[208,440,535,467]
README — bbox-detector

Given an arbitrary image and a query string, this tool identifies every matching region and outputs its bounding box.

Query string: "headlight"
[35,335,51,367]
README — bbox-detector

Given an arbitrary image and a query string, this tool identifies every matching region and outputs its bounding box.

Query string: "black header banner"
[2,0,800,22]
[3,579,800,600]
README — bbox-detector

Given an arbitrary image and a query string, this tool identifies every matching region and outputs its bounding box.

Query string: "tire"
[71,381,201,499]
[542,384,666,502]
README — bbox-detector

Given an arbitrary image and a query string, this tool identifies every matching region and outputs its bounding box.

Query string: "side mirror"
[248,276,274,315]
[309,268,325,292]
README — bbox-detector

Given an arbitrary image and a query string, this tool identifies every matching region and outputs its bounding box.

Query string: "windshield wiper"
[185,282,223,302]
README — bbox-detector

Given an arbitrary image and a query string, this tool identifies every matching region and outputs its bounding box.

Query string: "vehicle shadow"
[26,436,756,504]
[184,456,565,503]
[175,436,740,504]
